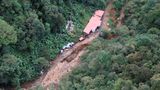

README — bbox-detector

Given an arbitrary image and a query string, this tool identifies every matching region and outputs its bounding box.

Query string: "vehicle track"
[23,32,99,90]
[41,32,99,89]
[22,1,121,89]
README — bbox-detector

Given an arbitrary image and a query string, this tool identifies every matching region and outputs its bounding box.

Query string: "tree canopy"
[59,0,160,90]
[0,0,106,88]
[0,19,17,46]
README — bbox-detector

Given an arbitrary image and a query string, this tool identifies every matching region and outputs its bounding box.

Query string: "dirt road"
[23,32,99,90]
[41,32,99,89]
[40,3,117,88]
[22,1,116,90]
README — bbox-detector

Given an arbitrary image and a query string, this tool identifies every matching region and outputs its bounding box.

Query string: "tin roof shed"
[83,10,104,34]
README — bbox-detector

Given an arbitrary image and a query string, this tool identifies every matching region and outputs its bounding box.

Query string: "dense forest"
[0,0,106,88]
[59,0,160,90]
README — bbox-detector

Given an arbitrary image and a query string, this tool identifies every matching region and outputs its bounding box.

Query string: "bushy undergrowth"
[0,0,106,87]
[59,0,160,90]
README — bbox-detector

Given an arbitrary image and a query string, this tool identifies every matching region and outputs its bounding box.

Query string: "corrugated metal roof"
[95,10,104,17]
[83,10,104,34]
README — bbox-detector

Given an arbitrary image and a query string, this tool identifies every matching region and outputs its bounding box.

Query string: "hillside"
[0,0,106,89]
[59,0,160,90]
[0,0,160,90]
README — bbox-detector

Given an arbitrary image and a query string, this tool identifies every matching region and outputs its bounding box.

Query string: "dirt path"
[41,32,99,89]
[42,50,85,89]
[22,1,115,90]
[40,3,117,88]
[22,32,99,90]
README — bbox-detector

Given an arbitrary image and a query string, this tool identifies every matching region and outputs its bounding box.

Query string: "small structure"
[79,10,104,41]
[83,10,104,34]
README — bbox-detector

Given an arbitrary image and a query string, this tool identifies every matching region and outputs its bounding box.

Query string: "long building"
[83,10,104,34]
[79,10,104,41]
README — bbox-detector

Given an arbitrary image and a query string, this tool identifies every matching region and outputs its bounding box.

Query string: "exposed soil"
[101,1,113,30]
[42,50,85,90]
[22,32,99,90]
[21,1,126,90]
[116,6,125,28]
[102,1,125,30]
[41,32,99,89]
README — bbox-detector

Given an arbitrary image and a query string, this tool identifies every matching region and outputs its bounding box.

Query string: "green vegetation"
[0,19,17,46]
[0,0,106,88]
[59,0,160,90]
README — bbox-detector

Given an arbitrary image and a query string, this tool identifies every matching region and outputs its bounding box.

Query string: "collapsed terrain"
[23,1,120,89]
[0,0,106,89]
[23,30,100,90]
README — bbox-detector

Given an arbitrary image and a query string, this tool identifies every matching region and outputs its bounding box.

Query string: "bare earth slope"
[23,1,115,90]
[23,32,99,90]
[41,32,99,89]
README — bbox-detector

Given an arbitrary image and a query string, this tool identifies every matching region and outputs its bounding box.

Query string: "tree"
[151,74,160,90]
[147,28,160,35]
[138,84,150,90]
[33,57,49,72]
[113,78,137,90]
[0,54,20,86]
[42,4,65,33]
[135,34,153,47]
[117,25,129,36]
[25,13,45,39]
[0,0,107,88]
[145,3,160,29]
[113,0,126,11]
[0,19,17,46]
[125,64,152,82]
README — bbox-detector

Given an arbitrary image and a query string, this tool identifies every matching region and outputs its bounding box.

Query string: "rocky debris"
[66,20,74,32]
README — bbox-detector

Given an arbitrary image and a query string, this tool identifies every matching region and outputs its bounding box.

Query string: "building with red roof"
[79,10,104,41]
[83,10,104,34]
